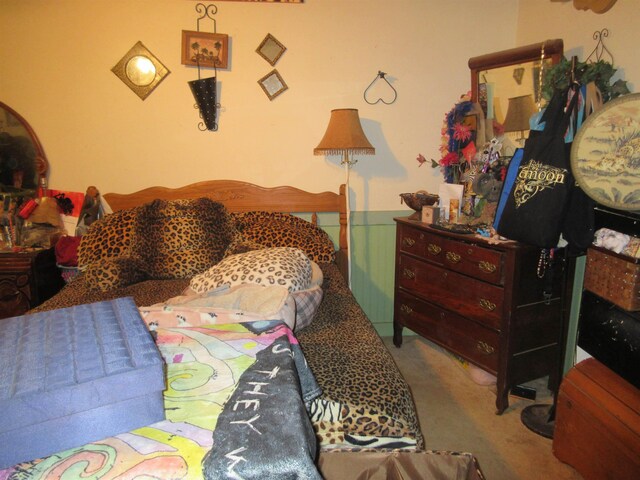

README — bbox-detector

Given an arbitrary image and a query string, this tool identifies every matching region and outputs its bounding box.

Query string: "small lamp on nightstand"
[314,108,375,287]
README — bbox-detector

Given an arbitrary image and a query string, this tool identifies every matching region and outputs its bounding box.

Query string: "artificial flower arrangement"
[417,92,515,223]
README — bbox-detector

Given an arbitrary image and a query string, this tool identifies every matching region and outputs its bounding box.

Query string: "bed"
[1,180,484,479]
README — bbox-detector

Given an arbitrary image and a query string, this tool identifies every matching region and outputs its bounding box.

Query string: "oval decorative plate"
[571,92,640,211]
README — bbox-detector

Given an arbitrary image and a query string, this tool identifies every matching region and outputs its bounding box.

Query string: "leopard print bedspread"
[32,263,424,452]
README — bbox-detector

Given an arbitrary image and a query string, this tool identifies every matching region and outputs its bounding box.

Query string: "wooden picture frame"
[256,34,286,66]
[181,30,229,69]
[258,69,288,100]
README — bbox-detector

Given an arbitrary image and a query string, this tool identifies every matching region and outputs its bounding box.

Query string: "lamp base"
[521,404,555,439]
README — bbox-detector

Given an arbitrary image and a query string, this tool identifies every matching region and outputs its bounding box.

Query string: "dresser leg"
[495,388,508,415]
[393,322,403,348]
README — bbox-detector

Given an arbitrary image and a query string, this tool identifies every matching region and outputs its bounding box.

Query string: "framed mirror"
[0,101,48,194]
[112,41,170,100]
[258,69,288,100]
[256,34,286,66]
[469,39,564,128]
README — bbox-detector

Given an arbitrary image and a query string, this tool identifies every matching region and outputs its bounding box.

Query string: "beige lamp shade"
[314,109,375,156]
[503,94,537,133]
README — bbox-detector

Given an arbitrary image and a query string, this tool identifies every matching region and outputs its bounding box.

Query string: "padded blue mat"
[0,297,165,469]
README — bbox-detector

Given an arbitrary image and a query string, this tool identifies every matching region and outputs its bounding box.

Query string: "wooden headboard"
[103,180,349,281]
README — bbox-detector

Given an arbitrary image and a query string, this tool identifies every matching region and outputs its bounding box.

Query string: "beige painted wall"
[2,1,636,211]
[1,0,518,210]
[517,0,638,93]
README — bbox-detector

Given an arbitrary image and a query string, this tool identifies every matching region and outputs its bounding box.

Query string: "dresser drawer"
[398,254,504,330]
[395,291,499,373]
[397,223,445,265]
[441,238,505,285]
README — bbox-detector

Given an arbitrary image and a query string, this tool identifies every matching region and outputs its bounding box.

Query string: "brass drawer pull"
[427,244,441,255]
[400,304,413,315]
[476,341,495,355]
[478,261,497,274]
[479,298,497,311]
[446,251,461,264]
[402,237,416,247]
[403,268,415,279]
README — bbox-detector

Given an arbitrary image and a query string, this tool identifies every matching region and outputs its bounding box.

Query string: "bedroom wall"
[1,0,518,209]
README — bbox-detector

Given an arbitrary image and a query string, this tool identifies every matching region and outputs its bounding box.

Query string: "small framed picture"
[181,30,229,69]
[258,69,288,100]
[256,34,286,66]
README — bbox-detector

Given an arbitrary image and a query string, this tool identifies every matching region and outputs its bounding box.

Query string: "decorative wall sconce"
[111,41,170,100]
[256,34,286,66]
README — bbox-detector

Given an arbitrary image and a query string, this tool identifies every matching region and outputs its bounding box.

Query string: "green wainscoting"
[306,211,411,337]
[350,211,406,337]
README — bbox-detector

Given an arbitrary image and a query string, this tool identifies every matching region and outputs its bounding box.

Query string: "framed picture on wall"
[258,69,288,100]
[181,30,229,69]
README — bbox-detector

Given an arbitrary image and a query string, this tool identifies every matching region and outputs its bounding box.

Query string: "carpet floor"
[382,336,584,480]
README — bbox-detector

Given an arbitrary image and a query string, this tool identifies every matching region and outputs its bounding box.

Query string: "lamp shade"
[314,109,375,156]
[503,94,537,133]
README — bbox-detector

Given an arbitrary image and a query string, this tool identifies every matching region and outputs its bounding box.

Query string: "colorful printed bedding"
[0,318,321,480]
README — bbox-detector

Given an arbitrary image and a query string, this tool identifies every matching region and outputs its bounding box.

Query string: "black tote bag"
[495,87,579,248]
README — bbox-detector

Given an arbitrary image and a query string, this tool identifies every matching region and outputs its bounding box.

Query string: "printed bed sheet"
[0,314,321,480]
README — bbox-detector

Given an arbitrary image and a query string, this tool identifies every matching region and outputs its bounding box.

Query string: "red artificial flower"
[440,152,459,167]
[462,142,477,162]
[452,123,472,142]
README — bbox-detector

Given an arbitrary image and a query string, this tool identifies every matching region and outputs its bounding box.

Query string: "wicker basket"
[584,246,640,311]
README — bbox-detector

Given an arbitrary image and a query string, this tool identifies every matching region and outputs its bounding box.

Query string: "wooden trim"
[103,180,349,281]
[468,39,564,103]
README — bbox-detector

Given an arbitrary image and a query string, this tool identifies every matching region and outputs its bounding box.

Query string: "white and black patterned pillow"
[189,247,312,294]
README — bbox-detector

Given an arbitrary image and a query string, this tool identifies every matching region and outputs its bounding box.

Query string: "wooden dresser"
[0,248,65,320]
[393,217,566,414]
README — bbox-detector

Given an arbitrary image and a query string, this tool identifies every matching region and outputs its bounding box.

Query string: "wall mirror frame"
[0,101,49,194]
[469,39,564,123]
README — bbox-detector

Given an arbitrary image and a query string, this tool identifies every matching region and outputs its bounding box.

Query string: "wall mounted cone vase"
[189,76,218,131]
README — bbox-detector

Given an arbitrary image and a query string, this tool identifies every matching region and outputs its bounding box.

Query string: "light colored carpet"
[382,336,584,480]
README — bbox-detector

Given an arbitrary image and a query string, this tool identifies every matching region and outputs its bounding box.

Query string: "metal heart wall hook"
[364,71,398,105]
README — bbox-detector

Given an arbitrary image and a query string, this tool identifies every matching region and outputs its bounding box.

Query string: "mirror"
[111,41,170,100]
[0,101,48,194]
[469,39,564,134]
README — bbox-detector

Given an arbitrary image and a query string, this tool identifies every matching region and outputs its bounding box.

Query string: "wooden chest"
[554,358,640,480]
[393,218,567,414]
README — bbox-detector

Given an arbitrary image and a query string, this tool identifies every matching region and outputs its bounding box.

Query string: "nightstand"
[0,248,65,319]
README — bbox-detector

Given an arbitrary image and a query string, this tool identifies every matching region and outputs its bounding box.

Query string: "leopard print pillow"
[189,247,312,294]
[78,207,142,268]
[84,256,147,292]
[232,212,336,263]
[131,198,235,279]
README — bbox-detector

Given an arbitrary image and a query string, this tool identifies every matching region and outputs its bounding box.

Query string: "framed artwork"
[111,41,170,100]
[181,30,229,69]
[571,92,640,211]
[256,34,286,66]
[258,69,288,100]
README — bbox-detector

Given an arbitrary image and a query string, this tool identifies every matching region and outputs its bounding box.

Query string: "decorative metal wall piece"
[187,3,223,131]
[363,71,397,105]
